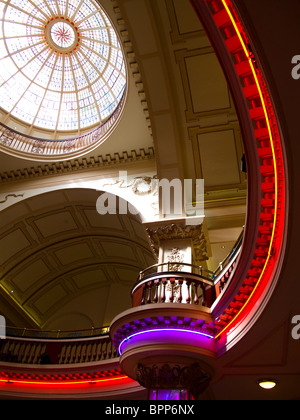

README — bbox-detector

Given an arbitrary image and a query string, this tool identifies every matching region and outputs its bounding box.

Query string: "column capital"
[144,220,208,263]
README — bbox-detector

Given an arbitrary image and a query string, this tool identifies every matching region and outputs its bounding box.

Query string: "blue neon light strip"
[118,328,214,356]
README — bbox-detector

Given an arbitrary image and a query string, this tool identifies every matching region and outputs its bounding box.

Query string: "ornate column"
[144,220,215,307]
[110,219,217,400]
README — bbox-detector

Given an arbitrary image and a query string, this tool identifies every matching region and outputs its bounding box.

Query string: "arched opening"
[0,188,156,332]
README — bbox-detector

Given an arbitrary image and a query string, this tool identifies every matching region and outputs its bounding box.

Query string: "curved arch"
[0,175,158,223]
[0,188,156,329]
[190,0,287,346]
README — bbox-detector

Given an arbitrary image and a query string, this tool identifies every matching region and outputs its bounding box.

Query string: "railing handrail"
[213,246,241,287]
[213,226,244,277]
[4,325,110,340]
[133,228,245,305]
[0,334,117,365]
[132,270,214,296]
[138,262,214,280]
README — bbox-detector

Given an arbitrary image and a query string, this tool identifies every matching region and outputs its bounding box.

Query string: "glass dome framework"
[0,0,127,136]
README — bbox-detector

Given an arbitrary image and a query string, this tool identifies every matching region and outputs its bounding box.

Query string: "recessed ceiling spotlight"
[258,379,277,390]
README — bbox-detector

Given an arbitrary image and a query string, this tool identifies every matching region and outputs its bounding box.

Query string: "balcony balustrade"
[132,262,216,308]
[0,331,116,365]
[0,92,126,159]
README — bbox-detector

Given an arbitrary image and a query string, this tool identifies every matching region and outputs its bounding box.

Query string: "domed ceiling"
[0,0,126,134]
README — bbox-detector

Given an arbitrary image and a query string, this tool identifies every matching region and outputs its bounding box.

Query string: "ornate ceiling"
[0,0,246,331]
[0,0,299,401]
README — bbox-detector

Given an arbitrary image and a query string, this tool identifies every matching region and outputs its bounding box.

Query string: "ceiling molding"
[0,147,155,185]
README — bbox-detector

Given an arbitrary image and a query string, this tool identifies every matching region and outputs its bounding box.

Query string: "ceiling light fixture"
[258,379,277,390]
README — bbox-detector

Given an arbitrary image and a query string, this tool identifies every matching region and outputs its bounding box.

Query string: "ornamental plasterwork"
[146,223,208,263]
[167,247,185,272]
[104,175,158,196]
[0,147,155,183]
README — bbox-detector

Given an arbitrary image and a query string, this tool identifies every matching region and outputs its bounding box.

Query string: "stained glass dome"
[0,0,127,134]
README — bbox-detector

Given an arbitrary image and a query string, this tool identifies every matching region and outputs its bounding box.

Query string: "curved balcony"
[0,328,142,399]
[0,92,126,161]
[131,229,244,311]
[0,330,116,366]
[109,232,245,385]
[132,263,216,308]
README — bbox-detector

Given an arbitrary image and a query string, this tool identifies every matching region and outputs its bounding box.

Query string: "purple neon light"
[118,328,214,356]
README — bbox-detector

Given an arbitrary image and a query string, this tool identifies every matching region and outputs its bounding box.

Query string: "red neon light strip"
[213,0,279,338]
[0,374,132,387]
[203,0,284,339]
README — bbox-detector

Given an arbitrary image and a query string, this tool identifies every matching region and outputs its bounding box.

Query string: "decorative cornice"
[0,147,155,184]
[112,0,152,135]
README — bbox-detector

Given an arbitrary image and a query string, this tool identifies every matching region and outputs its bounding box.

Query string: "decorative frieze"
[0,147,155,184]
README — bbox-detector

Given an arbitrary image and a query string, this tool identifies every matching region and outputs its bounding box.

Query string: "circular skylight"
[50,21,77,49]
[0,0,127,133]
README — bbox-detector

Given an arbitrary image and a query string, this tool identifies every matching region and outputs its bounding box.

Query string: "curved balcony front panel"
[132,268,216,309]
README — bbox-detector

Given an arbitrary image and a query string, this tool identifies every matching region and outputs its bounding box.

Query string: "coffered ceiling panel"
[81,208,125,232]
[0,227,31,265]
[53,241,95,266]
[101,241,136,260]
[113,267,144,286]
[10,258,51,294]
[33,284,69,315]
[31,210,80,239]
[71,268,110,289]
[185,53,231,114]
[197,129,241,187]
[171,0,204,35]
